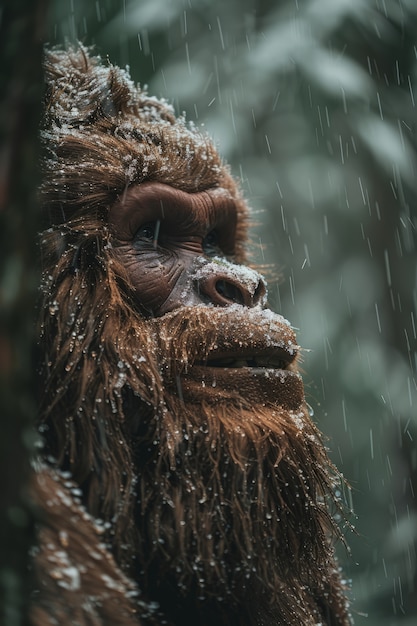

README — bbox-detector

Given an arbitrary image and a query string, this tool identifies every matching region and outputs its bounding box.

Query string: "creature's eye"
[203,230,221,257]
[134,221,160,243]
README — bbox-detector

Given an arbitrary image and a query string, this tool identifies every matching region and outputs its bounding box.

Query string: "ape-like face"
[110,182,244,314]
[109,181,303,410]
[38,46,350,626]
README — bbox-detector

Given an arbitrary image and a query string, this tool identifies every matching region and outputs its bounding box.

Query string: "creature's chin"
[177,365,304,410]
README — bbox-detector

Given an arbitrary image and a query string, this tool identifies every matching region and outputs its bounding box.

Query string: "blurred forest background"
[1,0,416,624]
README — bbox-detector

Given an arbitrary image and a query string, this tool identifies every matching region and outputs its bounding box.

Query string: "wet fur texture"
[31,46,352,625]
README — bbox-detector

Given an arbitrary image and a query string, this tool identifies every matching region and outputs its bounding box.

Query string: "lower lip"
[176,366,304,411]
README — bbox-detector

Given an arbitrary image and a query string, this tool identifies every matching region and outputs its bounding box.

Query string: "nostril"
[215,280,245,306]
[253,281,266,306]
[194,261,268,308]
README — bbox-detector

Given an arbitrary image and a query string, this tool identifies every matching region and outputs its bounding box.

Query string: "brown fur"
[30,468,154,626]
[32,45,352,625]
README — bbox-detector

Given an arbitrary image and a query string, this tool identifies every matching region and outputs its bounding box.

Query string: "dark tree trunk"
[0,1,49,624]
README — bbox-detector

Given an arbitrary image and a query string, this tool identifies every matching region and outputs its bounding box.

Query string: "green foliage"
[48,0,417,623]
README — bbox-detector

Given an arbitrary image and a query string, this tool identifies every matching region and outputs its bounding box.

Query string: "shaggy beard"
[39,275,348,623]
[131,394,345,624]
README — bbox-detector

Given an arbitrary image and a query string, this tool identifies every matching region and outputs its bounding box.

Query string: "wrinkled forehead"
[109,182,239,245]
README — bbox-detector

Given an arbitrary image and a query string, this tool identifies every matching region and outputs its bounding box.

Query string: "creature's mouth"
[180,346,303,410]
[201,348,292,371]
[159,306,304,410]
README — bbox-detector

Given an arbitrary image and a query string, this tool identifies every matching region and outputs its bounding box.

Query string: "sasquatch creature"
[30,45,352,626]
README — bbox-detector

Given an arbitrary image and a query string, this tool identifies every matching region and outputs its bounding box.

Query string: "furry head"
[33,45,351,626]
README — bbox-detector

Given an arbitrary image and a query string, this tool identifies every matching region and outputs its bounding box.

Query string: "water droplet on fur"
[307,402,315,417]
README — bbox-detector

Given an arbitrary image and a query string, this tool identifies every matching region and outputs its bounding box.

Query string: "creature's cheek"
[118,247,186,315]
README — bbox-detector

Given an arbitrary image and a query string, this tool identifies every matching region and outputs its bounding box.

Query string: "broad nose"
[196,261,267,308]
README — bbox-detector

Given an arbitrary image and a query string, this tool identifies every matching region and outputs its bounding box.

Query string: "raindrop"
[306,402,314,417]
[49,300,59,315]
